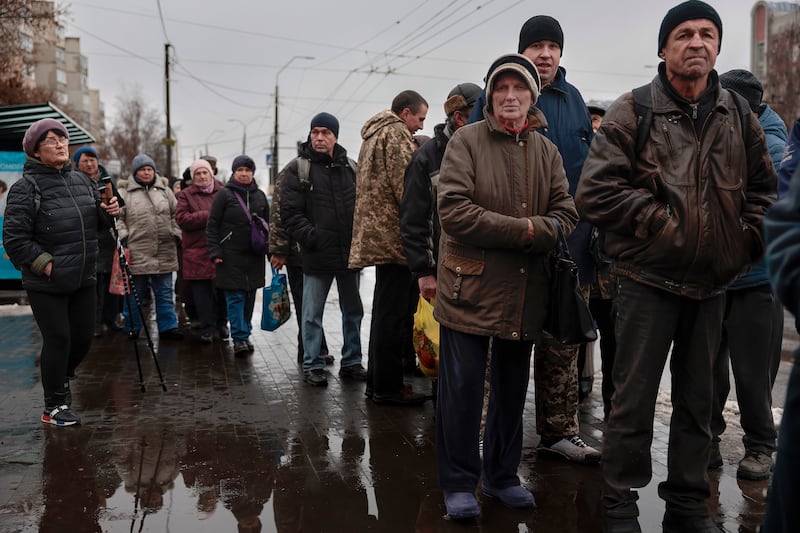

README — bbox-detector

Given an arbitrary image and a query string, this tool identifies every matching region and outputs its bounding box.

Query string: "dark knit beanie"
[310,112,339,138]
[485,54,542,110]
[72,146,98,166]
[719,69,763,113]
[658,1,722,54]
[22,118,68,157]
[131,153,157,176]
[231,154,256,173]
[517,15,564,55]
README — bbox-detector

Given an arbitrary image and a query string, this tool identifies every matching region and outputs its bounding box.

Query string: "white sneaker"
[538,435,601,464]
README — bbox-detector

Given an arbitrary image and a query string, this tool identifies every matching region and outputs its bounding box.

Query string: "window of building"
[56,47,65,62]
[20,33,33,53]
[56,69,67,84]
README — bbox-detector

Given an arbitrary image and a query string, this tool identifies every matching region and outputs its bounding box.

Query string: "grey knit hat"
[485,54,542,109]
[131,153,157,175]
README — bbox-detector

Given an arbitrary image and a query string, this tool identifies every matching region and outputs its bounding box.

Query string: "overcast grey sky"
[63,0,766,180]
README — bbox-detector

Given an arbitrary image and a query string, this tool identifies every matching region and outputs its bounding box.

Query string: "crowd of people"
[3,0,800,531]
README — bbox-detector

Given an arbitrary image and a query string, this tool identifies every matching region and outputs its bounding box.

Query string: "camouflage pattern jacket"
[348,109,414,268]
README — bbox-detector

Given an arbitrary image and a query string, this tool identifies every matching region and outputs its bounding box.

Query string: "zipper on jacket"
[661,124,676,161]
[690,103,698,120]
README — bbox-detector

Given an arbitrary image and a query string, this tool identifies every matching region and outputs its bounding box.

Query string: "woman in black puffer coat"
[207,155,269,355]
[2,119,119,427]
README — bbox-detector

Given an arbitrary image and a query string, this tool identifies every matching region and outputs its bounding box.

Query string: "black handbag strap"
[550,218,573,260]
[232,191,253,223]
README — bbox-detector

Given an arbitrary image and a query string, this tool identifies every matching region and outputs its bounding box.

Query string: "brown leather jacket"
[434,109,578,342]
[576,75,776,299]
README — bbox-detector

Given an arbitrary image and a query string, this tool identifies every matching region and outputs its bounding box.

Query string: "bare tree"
[0,0,67,105]
[107,87,167,178]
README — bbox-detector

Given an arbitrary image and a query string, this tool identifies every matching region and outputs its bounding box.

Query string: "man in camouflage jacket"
[349,90,431,405]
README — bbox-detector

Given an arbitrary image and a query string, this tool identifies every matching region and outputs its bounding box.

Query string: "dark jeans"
[436,326,532,491]
[711,284,782,454]
[603,277,724,518]
[27,285,96,405]
[95,272,121,327]
[763,358,800,533]
[189,280,227,334]
[589,296,616,421]
[367,264,417,396]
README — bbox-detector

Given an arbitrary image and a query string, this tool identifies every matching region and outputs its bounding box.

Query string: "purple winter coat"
[176,181,223,280]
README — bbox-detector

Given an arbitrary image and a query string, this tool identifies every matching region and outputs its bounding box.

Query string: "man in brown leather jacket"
[575,2,776,532]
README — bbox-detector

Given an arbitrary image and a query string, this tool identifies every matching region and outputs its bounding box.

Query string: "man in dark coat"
[281,113,366,387]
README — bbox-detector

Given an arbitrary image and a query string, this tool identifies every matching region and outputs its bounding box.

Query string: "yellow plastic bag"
[413,296,440,378]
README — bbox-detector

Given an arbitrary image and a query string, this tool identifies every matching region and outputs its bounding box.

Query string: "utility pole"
[272,55,314,187]
[164,43,174,180]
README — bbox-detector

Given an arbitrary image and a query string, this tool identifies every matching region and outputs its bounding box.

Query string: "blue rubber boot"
[443,491,480,520]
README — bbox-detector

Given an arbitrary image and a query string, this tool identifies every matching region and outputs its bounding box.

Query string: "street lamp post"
[272,55,314,186]
[228,119,247,154]
[204,129,223,155]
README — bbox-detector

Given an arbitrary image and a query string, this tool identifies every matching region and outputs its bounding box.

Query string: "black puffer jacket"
[281,142,357,273]
[207,179,269,291]
[400,122,449,279]
[3,159,108,293]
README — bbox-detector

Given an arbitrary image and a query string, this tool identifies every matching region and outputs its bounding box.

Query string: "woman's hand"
[43,262,53,278]
[213,258,223,264]
[270,255,286,270]
[102,196,120,217]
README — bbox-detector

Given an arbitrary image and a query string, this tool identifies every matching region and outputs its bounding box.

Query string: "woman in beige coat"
[433,54,578,519]
[117,153,183,340]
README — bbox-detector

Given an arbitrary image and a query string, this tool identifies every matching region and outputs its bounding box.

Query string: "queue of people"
[4,1,800,530]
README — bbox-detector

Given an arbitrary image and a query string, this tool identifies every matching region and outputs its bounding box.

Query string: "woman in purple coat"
[176,159,228,343]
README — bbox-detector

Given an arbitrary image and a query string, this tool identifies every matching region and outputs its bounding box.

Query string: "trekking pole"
[104,178,167,392]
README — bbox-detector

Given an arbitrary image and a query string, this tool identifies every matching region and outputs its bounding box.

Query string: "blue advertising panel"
[0,151,27,280]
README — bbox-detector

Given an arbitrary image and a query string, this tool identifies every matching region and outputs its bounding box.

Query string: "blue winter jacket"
[778,118,800,199]
[731,105,786,290]
[469,67,594,284]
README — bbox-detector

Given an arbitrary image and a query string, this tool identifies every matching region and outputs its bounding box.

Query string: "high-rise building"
[751,1,800,125]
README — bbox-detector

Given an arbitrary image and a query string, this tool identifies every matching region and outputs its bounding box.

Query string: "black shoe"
[662,513,717,533]
[304,369,328,387]
[217,325,230,340]
[160,328,184,340]
[94,325,104,338]
[127,330,140,341]
[233,339,250,356]
[105,321,124,332]
[338,365,368,381]
[200,331,213,344]
[245,339,254,352]
[372,386,432,405]
[603,516,642,533]
[323,353,335,366]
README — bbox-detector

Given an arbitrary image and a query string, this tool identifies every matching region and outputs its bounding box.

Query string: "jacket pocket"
[439,252,485,306]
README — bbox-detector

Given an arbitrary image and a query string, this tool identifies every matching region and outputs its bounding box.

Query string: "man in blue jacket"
[710,70,786,480]
[469,15,600,464]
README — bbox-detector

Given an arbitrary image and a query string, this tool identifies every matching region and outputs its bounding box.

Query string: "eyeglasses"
[40,136,68,148]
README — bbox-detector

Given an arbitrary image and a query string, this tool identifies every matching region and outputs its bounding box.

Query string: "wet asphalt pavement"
[0,267,793,532]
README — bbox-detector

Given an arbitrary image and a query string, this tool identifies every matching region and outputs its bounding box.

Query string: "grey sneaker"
[538,435,601,464]
[737,452,773,480]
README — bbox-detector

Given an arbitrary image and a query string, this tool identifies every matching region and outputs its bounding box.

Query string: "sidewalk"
[0,268,790,532]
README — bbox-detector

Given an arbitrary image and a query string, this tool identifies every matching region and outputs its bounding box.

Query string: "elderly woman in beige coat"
[117,153,183,340]
[433,54,578,519]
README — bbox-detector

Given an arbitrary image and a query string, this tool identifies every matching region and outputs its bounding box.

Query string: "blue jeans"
[302,270,363,371]
[225,289,256,341]
[123,273,179,333]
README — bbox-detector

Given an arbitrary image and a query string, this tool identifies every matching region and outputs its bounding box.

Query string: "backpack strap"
[631,84,653,156]
[727,89,752,150]
[23,175,41,217]
[296,157,311,191]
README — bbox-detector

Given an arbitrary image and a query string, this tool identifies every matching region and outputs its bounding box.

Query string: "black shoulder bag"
[543,220,598,345]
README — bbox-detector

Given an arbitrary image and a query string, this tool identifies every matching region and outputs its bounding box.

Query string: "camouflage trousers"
[533,284,591,437]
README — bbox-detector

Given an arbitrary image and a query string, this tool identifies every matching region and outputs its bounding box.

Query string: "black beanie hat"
[518,15,564,55]
[658,1,722,54]
[231,154,256,173]
[310,112,339,138]
[719,69,764,113]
